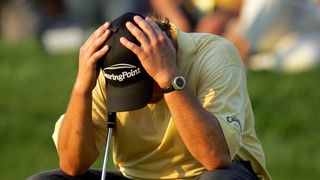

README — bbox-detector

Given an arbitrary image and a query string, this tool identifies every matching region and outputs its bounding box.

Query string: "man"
[150,0,243,35]
[28,12,270,179]
[225,0,320,72]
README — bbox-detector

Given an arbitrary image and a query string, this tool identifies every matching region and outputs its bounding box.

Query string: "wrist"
[161,75,186,94]
[158,77,174,90]
[73,81,93,98]
[155,69,181,89]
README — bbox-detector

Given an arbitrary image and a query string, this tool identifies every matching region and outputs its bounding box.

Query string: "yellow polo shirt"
[53,31,271,179]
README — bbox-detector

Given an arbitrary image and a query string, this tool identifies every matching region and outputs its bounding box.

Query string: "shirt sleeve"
[196,39,247,159]
[52,114,64,149]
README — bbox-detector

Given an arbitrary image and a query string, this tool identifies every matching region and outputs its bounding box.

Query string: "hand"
[75,22,111,94]
[120,16,180,88]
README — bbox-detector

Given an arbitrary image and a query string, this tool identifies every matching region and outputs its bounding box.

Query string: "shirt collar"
[176,30,197,73]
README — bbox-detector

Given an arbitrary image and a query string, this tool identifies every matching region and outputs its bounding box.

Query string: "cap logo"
[103,63,142,83]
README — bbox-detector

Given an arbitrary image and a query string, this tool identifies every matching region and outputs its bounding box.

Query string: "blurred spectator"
[150,0,243,35]
[0,0,151,54]
[225,0,320,73]
[64,0,151,31]
[152,0,320,73]
[33,0,84,54]
[38,0,151,54]
[0,0,38,42]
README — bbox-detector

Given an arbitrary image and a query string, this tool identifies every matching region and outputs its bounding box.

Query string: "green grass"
[247,70,320,179]
[0,39,319,179]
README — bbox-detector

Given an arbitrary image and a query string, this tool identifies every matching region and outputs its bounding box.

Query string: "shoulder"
[187,33,244,72]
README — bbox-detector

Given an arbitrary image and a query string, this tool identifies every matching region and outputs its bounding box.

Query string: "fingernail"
[126,21,133,27]
[105,21,110,26]
[120,37,126,42]
[134,15,142,20]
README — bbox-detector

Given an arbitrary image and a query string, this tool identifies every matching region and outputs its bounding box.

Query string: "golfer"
[28,12,271,179]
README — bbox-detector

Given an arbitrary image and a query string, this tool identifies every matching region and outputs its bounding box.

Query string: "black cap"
[100,12,154,112]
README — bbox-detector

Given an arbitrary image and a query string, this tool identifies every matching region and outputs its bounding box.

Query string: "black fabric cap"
[100,12,154,112]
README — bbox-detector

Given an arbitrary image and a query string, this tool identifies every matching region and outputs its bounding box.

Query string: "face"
[149,82,163,104]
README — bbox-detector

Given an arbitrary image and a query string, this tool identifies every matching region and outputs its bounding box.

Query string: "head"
[99,12,174,112]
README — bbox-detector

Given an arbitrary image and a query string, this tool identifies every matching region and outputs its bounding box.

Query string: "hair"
[147,13,174,39]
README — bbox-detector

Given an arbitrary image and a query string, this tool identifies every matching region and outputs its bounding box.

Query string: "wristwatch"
[162,75,186,94]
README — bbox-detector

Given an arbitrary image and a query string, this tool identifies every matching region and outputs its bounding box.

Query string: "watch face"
[176,78,184,87]
[175,76,186,89]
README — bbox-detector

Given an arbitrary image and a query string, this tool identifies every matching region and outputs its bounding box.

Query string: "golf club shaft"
[101,112,116,180]
[101,128,113,180]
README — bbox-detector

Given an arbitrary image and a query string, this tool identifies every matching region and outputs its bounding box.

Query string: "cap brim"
[107,76,153,112]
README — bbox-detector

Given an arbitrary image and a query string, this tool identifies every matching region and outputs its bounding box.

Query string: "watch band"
[161,76,186,94]
[162,84,175,93]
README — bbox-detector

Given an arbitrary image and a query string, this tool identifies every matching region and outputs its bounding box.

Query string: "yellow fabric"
[191,0,243,13]
[191,0,215,13]
[215,0,243,12]
[53,30,271,179]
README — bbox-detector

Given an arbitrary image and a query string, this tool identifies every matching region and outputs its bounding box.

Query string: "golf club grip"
[107,112,116,128]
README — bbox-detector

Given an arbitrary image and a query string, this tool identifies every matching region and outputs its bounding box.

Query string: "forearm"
[163,88,231,170]
[54,21,110,176]
[57,86,99,176]
[119,15,230,169]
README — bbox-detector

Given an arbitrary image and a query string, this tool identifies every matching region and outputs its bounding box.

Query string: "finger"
[120,37,143,56]
[82,22,110,52]
[163,32,174,46]
[87,29,111,55]
[91,44,110,63]
[145,17,174,47]
[90,22,110,40]
[145,17,169,42]
[133,16,158,41]
[126,21,150,45]
[145,17,163,35]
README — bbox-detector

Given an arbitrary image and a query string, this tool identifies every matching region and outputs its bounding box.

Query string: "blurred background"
[0,0,319,179]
